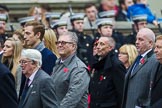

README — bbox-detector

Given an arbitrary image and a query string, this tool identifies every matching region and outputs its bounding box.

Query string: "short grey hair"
[60,31,78,50]
[63,31,78,45]
[21,49,42,67]
[106,36,116,49]
[139,28,155,43]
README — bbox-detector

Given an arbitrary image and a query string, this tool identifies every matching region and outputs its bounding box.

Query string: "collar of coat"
[93,50,117,71]
[55,53,76,67]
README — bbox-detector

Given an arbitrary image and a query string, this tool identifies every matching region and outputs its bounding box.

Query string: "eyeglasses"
[55,41,74,46]
[19,60,32,65]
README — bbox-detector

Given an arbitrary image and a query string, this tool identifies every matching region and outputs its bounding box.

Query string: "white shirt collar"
[60,59,64,63]
[141,49,152,57]
[28,68,39,86]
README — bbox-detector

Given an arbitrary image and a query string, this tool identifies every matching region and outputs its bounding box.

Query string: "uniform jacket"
[18,69,58,108]
[73,30,93,66]
[52,54,90,108]
[123,32,137,45]
[89,50,126,108]
[122,50,156,108]
[0,62,18,108]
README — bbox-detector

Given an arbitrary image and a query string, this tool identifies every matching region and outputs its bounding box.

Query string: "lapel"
[123,67,132,104]
[22,70,41,107]
[153,63,162,88]
[52,54,75,75]
[130,50,154,78]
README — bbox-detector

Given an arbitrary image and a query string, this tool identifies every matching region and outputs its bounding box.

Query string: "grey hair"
[21,49,42,67]
[60,31,78,50]
[139,28,155,43]
[106,36,116,49]
[67,31,78,44]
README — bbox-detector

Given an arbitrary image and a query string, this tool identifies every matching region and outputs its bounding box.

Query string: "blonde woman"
[118,44,138,70]
[44,28,60,58]
[1,37,23,78]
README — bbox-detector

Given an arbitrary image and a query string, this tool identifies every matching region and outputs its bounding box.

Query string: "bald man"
[122,28,157,108]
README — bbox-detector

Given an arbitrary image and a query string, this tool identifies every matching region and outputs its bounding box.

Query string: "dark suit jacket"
[19,48,57,101]
[150,61,162,108]
[122,50,156,108]
[18,69,58,108]
[0,62,18,108]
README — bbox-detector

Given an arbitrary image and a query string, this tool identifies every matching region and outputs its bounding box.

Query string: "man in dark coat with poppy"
[89,36,126,108]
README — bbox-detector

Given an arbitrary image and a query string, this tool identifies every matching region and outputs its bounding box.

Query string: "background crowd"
[0,0,162,108]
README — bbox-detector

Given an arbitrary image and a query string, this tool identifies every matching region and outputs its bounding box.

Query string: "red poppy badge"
[100,75,104,81]
[140,58,145,64]
[63,68,69,73]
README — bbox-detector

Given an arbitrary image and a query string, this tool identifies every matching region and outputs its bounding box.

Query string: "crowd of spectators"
[0,0,162,108]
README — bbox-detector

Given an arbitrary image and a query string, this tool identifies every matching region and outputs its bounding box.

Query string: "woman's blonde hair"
[1,37,23,78]
[44,28,60,58]
[119,44,138,66]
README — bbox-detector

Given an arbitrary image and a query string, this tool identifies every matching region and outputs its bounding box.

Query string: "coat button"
[86,43,89,47]
[96,103,100,107]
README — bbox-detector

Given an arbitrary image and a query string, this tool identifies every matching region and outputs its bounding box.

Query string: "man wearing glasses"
[18,49,58,108]
[52,31,90,108]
